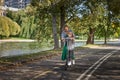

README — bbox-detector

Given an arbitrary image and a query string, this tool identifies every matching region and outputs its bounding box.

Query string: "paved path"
[0,44,120,80]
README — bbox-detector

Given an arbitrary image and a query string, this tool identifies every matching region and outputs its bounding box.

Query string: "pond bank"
[0,39,36,43]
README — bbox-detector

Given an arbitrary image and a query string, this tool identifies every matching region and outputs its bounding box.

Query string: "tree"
[107,0,120,16]
[0,0,4,16]
[51,3,59,49]
[0,16,20,38]
[88,0,120,44]
[53,0,82,47]
[31,0,60,49]
[80,0,101,44]
[6,6,39,39]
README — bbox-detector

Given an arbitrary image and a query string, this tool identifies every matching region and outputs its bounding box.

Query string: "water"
[0,40,119,57]
[0,42,53,57]
[75,41,86,47]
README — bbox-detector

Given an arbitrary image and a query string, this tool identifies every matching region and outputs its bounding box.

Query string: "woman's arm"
[61,31,65,41]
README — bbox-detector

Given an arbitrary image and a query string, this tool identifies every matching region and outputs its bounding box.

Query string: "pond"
[0,41,86,57]
[0,42,53,57]
[0,40,119,57]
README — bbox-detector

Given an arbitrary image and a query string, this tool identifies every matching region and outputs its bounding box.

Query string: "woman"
[61,25,75,66]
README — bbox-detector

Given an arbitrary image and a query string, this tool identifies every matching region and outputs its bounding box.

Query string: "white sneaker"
[72,60,75,65]
[68,61,72,66]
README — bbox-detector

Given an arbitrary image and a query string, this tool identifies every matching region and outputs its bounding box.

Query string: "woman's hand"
[62,38,65,42]
[70,37,75,40]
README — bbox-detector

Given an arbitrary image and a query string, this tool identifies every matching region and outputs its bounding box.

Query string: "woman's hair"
[63,25,69,30]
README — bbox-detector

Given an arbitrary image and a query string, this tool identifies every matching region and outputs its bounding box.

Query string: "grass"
[0,49,61,63]
[0,48,63,70]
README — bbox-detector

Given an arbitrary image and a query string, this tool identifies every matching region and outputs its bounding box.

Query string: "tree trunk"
[104,0,112,45]
[60,5,65,47]
[86,27,95,44]
[104,31,107,44]
[52,13,59,49]
[0,35,2,39]
[104,10,111,44]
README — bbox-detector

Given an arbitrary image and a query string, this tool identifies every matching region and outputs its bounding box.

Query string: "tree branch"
[65,15,74,23]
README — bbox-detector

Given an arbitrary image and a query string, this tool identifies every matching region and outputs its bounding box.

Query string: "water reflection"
[0,42,53,57]
[0,41,87,57]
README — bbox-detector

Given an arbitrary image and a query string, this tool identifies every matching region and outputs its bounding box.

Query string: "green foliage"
[0,16,20,38]
[5,0,120,43]
[6,5,53,41]
[107,0,120,15]
[6,6,37,39]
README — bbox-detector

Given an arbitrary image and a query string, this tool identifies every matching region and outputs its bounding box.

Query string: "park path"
[0,44,120,80]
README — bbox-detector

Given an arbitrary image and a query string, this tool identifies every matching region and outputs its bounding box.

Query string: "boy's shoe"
[68,61,72,66]
[72,60,75,65]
